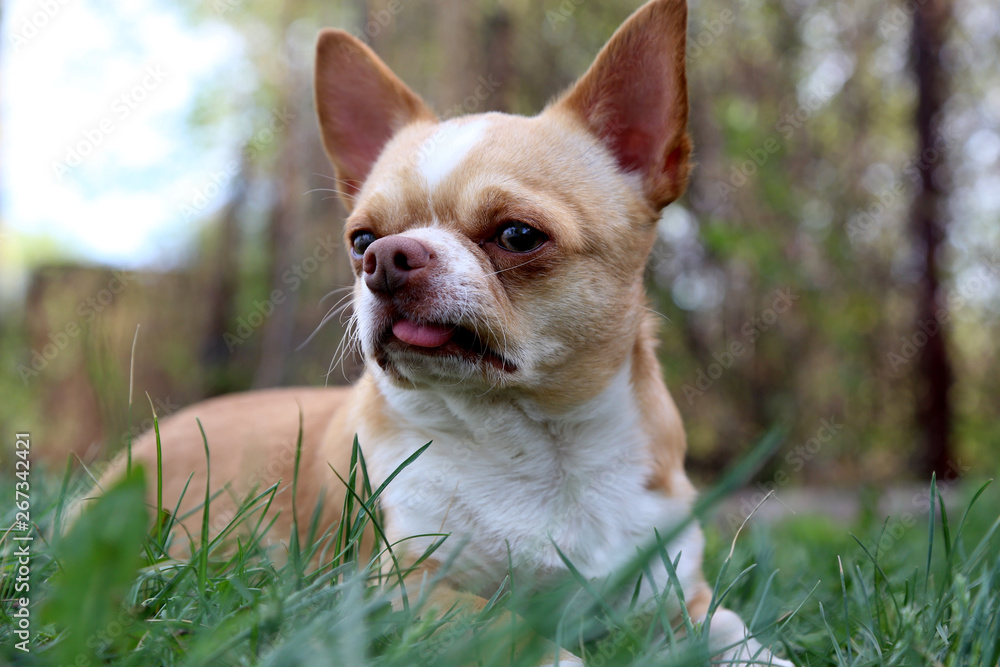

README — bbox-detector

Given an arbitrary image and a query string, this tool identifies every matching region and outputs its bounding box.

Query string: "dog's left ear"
[550,0,691,209]
[315,29,436,209]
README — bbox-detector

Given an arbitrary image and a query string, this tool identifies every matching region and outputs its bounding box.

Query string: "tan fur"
[85,2,790,664]
[96,388,353,543]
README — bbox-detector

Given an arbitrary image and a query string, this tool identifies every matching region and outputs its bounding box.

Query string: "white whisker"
[483,255,543,277]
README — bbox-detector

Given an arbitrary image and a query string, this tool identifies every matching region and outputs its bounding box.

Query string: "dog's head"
[315,0,690,408]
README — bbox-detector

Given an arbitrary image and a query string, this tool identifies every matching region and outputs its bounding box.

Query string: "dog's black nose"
[363,236,434,294]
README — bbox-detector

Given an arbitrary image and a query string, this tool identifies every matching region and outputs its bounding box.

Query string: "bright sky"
[1,0,245,269]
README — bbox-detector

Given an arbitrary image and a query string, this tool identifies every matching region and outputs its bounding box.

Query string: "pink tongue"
[392,319,454,348]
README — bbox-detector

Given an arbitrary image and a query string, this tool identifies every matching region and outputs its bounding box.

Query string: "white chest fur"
[363,362,704,601]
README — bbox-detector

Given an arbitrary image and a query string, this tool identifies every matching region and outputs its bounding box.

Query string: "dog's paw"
[709,608,794,666]
[715,640,794,666]
[538,647,585,666]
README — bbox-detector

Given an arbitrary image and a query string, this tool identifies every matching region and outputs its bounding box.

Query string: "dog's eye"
[350,231,377,257]
[496,222,547,253]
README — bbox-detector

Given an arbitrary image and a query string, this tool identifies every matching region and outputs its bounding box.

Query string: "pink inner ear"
[315,30,435,201]
[588,54,677,177]
[339,107,394,186]
[551,0,689,205]
[332,71,406,187]
[611,127,654,174]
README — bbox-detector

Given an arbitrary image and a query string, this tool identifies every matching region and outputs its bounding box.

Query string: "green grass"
[2,432,998,666]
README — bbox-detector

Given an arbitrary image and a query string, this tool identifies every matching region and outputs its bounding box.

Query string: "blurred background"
[1,0,998,490]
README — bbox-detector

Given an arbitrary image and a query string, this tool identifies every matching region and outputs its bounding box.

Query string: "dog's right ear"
[315,30,436,209]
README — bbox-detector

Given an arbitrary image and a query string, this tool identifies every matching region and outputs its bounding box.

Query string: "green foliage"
[707,480,1000,665]
[40,469,149,666]
[3,434,998,666]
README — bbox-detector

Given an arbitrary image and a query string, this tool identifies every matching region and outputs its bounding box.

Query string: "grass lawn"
[2,433,998,666]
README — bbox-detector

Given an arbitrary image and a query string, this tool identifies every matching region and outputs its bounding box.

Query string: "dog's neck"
[378,355,636,443]
[360,315,696,594]
[363,309,683,480]
[351,308,689,500]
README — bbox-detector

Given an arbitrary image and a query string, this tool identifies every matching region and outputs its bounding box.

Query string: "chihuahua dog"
[96,0,792,664]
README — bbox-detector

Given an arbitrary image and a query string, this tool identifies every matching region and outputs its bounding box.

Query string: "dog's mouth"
[376,317,516,373]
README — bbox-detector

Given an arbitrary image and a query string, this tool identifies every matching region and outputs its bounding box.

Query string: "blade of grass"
[851,531,903,633]
[598,427,788,618]
[982,557,1000,666]
[937,488,951,566]
[963,513,1000,573]
[837,555,852,663]
[953,480,993,562]
[329,463,410,610]
[659,550,694,645]
[709,563,757,619]
[853,562,884,653]
[126,324,140,475]
[748,568,781,634]
[53,455,74,535]
[144,391,164,544]
[551,540,619,621]
[210,483,282,550]
[336,435,361,562]
[349,440,432,538]
[818,601,847,664]
[924,473,937,595]
[290,407,305,583]
[197,418,211,591]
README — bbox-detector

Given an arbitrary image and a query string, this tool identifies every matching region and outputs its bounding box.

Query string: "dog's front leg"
[686,589,794,666]
[397,569,583,666]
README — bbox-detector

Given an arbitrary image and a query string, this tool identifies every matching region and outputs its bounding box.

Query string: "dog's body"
[95,1,792,663]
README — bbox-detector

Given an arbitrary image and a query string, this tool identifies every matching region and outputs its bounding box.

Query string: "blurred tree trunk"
[434,0,479,112]
[252,2,307,388]
[252,80,307,389]
[0,3,4,274]
[483,7,513,113]
[910,0,954,477]
[200,164,247,395]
